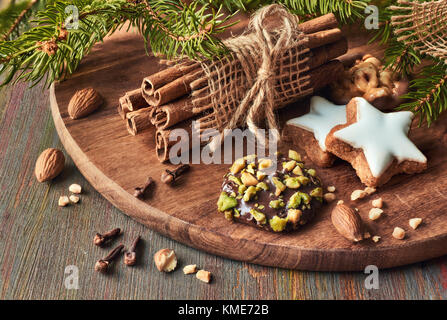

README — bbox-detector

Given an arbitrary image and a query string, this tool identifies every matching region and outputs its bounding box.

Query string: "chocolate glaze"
[220,154,323,232]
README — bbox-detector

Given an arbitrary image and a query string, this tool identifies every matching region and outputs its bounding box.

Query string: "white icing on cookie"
[334,97,427,177]
[286,96,346,151]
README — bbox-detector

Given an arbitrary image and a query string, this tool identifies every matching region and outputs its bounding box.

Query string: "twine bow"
[205,5,305,151]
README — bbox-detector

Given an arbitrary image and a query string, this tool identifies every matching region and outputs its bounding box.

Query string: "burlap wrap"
[391,0,447,63]
[190,4,312,149]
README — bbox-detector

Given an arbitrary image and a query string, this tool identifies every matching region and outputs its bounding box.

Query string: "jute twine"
[191,4,312,151]
[391,0,447,63]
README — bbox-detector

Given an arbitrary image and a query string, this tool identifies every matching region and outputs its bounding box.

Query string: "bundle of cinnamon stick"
[117,12,347,162]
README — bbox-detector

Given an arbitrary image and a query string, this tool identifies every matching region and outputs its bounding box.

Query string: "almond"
[35,148,65,182]
[331,203,366,242]
[68,88,103,119]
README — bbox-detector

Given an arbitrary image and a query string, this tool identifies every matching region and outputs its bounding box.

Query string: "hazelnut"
[183,264,197,274]
[409,218,422,230]
[230,158,245,174]
[154,249,177,272]
[371,197,383,208]
[323,193,336,202]
[69,183,82,194]
[364,187,376,195]
[327,186,336,192]
[372,235,381,243]
[351,189,367,201]
[196,270,212,283]
[368,208,383,221]
[392,227,405,240]
[240,172,258,186]
[69,195,80,203]
[58,196,70,207]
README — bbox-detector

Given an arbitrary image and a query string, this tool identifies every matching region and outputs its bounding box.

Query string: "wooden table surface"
[0,79,446,300]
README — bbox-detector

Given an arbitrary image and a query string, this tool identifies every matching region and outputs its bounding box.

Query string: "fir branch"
[398,64,447,126]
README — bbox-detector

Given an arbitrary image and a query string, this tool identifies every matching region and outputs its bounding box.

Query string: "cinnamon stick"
[155,119,196,163]
[124,89,148,112]
[118,96,129,119]
[305,28,343,49]
[308,38,348,69]
[299,13,338,34]
[126,107,153,136]
[152,68,202,106]
[142,61,200,97]
[152,96,195,129]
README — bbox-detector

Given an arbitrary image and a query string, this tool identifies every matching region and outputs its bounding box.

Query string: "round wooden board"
[50,28,447,271]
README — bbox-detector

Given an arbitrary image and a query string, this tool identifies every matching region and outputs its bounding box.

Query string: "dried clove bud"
[94,244,124,273]
[133,176,154,199]
[161,164,190,184]
[124,235,140,266]
[94,228,121,247]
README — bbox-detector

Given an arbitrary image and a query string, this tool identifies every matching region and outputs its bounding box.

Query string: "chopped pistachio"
[300,192,311,204]
[287,192,302,209]
[283,160,297,172]
[256,182,269,191]
[233,208,240,218]
[236,195,242,200]
[284,177,301,189]
[250,209,266,224]
[254,203,258,207]
[258,158,272,170]
[217,192,238,212]
[288,150,302,162]
[228,175,242,185]
[292,165,303,176]
[230,191,236,198]
[230,158,245,174]
[243,186,257,202]
[256,170,267,181]
[287,209,302,224]
[224,210,233,221]
[258,205,265,210]
[241,171,258,186]
[238,184,247,195]
[310,187,323,198]
[307,168,317,177]
[272,177,286,192]
[269,215,288,232]
[269,199,285,209]
[296,176,310,185]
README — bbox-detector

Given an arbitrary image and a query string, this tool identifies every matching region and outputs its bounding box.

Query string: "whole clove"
[161,164,190,184]
[94,228,121,247]
[94,244,124,273]
[133,176,154,199]
[124,235,141,266]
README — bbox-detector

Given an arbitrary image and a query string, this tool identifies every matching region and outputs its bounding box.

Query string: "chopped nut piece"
[364,187,376,195]
[323,193,336,202]
[58,196,69,207]
[269,215,288,232]
[288,150,301,162]
[69,184,82,194]
[69,195,80,203]
[196,270,212,283]
[217,192,237,211]
[154,249,177,272]
[307,169,316,177]
[337,200,344,205]
[368,208,383,220]
[287,209,302,224]
[327,186,336,192]
[244,154,256,163]
[372,235,381,243]
[258,158,272,170]
[351,189,367,201]
[271,177,286,196]
[230,158,245,174]
[241,171,258,186]
[243,186,257,202]
[371,197,383,208]
[310,187,323,198]
[364,232,371,239]
[256,171,267,181]
[283,160,296,172]
[292,165,303,176]
[183,264,197,274]
[284,177,301,189]
[392,227,405,240]
[409,218,422,230]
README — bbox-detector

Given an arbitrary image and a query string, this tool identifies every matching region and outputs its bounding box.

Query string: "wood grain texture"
[0,26,446,299]
[49,27,447,271]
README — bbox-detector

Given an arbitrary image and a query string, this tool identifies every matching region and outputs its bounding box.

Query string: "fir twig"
[2,0,39,41]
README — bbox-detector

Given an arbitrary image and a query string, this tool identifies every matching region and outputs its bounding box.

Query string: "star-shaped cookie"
[285,96,346,167]
[326,97,427,187]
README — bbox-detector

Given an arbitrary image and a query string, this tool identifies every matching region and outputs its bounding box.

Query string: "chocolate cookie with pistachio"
[217,150,324,233]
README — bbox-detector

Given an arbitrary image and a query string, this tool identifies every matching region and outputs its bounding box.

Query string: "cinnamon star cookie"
[325,97,427,187]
